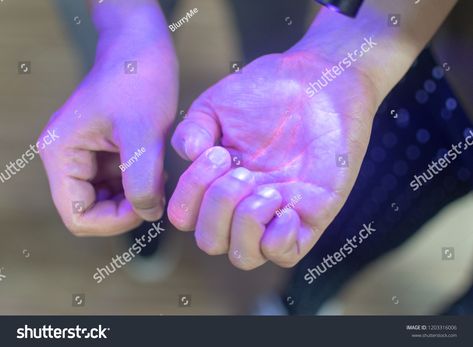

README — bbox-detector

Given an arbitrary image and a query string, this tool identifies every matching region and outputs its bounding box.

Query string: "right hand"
[39,30,178,236]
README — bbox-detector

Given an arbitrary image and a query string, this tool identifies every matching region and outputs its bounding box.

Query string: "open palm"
[169,50,377,270]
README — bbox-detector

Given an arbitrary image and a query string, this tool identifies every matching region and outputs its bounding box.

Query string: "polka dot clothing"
[286,49,473,315]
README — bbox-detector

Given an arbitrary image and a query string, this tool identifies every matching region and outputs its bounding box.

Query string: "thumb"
[117,127,165,222]
[172,104,221,161]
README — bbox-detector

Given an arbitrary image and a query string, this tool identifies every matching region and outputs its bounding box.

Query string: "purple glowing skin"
[169,48,377,269]
[39,0,178,236]
[38,0,456,269]
[168,0,456,269]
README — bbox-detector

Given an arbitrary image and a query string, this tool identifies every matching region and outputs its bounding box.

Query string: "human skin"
[169,0,457,269]
[39,0,178,236]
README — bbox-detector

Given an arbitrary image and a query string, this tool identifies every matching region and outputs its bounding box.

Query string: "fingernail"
[231,167,253,181]
[184,127,212,160]
[257,187,279,199]
[183,140,193,160]
[206,147,228,167]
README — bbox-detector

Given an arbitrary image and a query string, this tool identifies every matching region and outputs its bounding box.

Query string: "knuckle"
[261,244,279,259]
[179,171,203,190]
[261,239,278,256]
[229,254,262,271]
[167,205,184,228]
[261,244,300,268]
[206,184,233,206]
[65,219,88,237]
[233,209,259,230]
[166,197,196,231]
[196,233,227,255]
[235,201,258,217]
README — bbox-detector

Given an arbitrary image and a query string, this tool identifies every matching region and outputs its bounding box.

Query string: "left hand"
[168,49,377,270]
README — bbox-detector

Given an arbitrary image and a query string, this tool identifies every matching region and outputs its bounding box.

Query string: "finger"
[229,187,283,270]
[171,105,221,161]
[167,146,231,231]
[117,128,166,221]
[261,209,301,268]
[297,222,322,259]
[275,183,330,256]
[41,145,142,236]
[282,182,343,232]
[194,167,256,255]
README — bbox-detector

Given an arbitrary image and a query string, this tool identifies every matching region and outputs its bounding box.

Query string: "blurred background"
[0,0,472,315]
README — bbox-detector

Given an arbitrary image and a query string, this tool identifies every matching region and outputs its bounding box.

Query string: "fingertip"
[134,203,165,222]
[167,146,231,231]
[172,121,216,161]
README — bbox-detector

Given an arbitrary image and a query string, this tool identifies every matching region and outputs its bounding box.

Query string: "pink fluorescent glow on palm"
[169,50,377,270]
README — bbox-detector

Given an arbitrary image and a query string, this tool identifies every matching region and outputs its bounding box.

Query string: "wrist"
[288,36,388,112]
[93,15,177,75]
[293,0,457,107]
[94,32,177,75]
[90,0,164,37]
[289,7,420,108]
[91,0,176,59]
